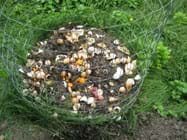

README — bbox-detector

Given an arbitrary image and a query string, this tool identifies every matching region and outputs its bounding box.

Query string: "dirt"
[1,113,186,140]
[133,113,187,140]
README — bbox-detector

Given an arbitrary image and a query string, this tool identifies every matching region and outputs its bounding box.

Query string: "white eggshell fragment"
[55,54,66,62]
[36,70,45,79]
[113,67,124,80]
[109,96,119,103]
[80,96,88,103]
[60,95,66,101]
[52,112,58,118]
[59,27,65,31]
[97,42,107,48]
[125,78,135,91]
[108,106,113,112]
[134,74,141,81]
[97,89,103,96]
[76,25,84,28]
[125,62,135,75]
[120,57,127,64]
[73,29,84,36]
[27,71,34,78]
[38,49,44,54]
[87,97,95,105]
[87,46,95,54]
[113,39,120,45]
[109,81,115,87]
[94,48,102,55]
[119,87,126,93]
[107,53,116,60]
[113,106,121,113]
[56,38,64,45]
[87,37,95,45]
[19,68,25,74]
[26,59,35,67]
[45,60,51,66]
[87,31,93,35]
[91,103,96,108]
[73,103,81,111]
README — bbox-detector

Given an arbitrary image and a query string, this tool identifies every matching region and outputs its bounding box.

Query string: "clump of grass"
[162,11,187,82]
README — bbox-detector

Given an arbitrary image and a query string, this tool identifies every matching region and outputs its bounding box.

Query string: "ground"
[134,113,187,140]
[1,113,186,140]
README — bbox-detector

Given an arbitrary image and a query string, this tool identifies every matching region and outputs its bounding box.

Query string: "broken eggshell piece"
[113,67,124,80]
[125,78,135,91]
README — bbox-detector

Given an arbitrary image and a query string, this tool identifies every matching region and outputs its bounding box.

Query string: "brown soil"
[1,113,186,140]
[133,113,187,140]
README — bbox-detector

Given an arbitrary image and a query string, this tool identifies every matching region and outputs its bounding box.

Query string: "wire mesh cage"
[0,0,174,126]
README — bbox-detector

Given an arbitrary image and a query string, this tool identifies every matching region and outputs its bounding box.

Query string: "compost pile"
[19,24,141,115]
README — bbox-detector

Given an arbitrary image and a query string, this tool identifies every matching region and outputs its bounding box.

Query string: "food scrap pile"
[19,24,141,115]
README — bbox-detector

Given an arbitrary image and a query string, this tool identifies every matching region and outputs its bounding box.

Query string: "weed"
[162,11,187,81]
[152,41,171,69]
[170,80,187,102]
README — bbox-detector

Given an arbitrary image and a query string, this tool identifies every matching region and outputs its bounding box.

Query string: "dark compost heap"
[19,24,141,116]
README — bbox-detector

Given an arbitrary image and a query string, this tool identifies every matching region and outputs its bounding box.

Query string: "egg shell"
[57,38,64,45]
[119,87,126,93]
[113,106,121,113]
[125,78,135,91]
[97,42,106,48]
[60,95,66,101]
[126,56,131,63]
[120,57,127,64]
[134,74,141,81]
[109,96,119,103]
[97,89,103,96]
[97,95,104,101]
[70,57,76,63]
[71,97,79,104]
[113,67,124,80]
[81,72,87,78]
[91,103,96,108]
[87,37,95,45]
[45,60,51,66]
[36,70,45,79]
[113,39,120,45]
[87,97,95,105]
[80,96,88,103]
[63,58,70,64]
[77,95,82,100]
[61,71,66,77]
[87,46,95,54]
[109,81,115,87]
[86,69,92,75]
[73,103,81,111]
[108,107,113,112]
[71,91,80,97]
[85,63,91,69]
[52,112,58,118]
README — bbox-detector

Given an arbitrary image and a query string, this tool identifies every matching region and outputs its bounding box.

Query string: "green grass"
[0,0,187,139]
[135,9,187,118]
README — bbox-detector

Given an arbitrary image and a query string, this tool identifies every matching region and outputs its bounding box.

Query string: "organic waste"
[19,24,141,115]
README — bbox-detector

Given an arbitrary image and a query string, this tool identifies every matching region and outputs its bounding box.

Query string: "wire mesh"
[0,0,174,124]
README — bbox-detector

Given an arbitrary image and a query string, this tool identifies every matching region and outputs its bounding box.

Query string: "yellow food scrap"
[68,83,73,88]
[75,77,87,84]
[76,59,83,65]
